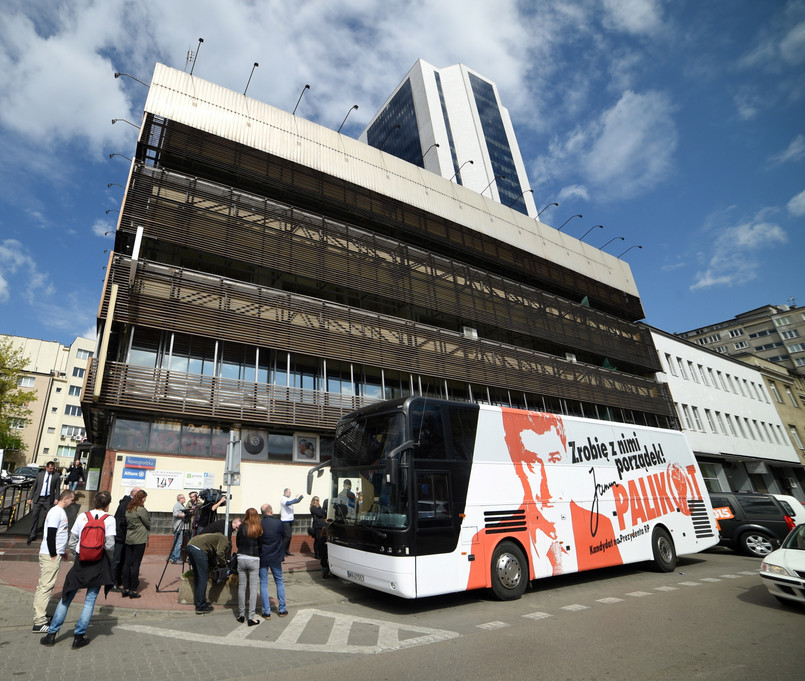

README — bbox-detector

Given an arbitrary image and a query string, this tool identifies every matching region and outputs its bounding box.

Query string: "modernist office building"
[359,59,537,217]
[82,63,673,509]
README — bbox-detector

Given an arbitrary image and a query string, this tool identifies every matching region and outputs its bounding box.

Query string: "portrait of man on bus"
[502,408,573,577]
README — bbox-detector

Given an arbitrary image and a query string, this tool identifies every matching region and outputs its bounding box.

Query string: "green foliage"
[0,338,37,452]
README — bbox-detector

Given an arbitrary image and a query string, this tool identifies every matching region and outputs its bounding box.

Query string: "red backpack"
[78,511,109,562]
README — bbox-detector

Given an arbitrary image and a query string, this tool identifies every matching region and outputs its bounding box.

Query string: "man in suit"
[26,461,61,544]
[259,503,288,618]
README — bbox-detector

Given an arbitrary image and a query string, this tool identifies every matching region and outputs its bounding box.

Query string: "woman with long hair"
[122,490,149,598]
[235,507,263,625]
[309,496,327,559]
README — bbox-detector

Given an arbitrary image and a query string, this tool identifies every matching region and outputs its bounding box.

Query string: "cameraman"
[197,489,227,534]
[198,517,241,537]
[185,531,229,614]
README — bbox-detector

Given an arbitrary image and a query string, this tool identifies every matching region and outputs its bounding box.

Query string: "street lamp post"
[557,214,583,231]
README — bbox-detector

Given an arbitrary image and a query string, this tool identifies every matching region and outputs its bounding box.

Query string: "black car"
[9,466,40,487]
[709,492,797,557]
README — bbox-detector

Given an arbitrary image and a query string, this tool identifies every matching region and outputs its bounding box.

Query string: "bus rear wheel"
[490,541,528,600]
[651,527,677,572]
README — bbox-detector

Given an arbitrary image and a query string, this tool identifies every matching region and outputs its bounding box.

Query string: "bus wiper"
[357,521,387,540]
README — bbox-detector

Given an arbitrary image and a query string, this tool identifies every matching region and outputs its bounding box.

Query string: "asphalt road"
[2,547,801,681]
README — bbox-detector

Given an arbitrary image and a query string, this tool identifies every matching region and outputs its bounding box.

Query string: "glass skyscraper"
[360,59,535,216]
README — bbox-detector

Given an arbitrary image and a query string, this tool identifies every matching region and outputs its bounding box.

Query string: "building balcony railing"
[83,360,369,435]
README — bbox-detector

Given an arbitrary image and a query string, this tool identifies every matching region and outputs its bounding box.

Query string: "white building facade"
[359,59,537,217]
[650,327,804,500]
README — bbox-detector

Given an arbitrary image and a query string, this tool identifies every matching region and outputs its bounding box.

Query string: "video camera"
[199,488,228,505]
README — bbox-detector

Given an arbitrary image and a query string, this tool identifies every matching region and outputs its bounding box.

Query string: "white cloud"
[92,220,114,238]
[788,188,805,216]
[690,215,788,290]
[583,90,677,199]
[779,21,805,65]
[0,238,53,303]
[531,90,677,201]
[768,134,805,166]
[602,0,664,36]
[558,184,590,203]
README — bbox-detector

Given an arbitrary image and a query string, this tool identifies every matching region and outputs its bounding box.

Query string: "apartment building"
[1,334,93,469]
[678,303,805,378]
[649,327,804,499]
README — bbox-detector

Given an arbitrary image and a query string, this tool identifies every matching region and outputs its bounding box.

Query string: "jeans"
[237,555,260,619]
[259,563,286,614]
[68,482,80,491]
[49,587,100,636]
[169,530,183,562]
[186,545,209,608]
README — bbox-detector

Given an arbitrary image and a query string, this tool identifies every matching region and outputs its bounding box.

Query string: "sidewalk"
[0,547,337,630]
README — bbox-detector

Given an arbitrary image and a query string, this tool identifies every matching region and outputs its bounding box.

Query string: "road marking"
[699,577,721,582]
[116,608,459,654]
[626,591,653,597]
[720,574,742,579]
[677,581,701,586]
[522,612,552,620]
[654,586,678,592]
[477,621,509,630]
[596,597,623,604]
[738,571,758,576]
[561,604,589,611]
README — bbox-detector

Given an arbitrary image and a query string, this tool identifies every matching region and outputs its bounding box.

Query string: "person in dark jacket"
[122,490,149,598]
[110,487,139,592]
[40,491,115,649]
[26,461,61,544]
[65,460,85,491]
[310,496,326,559]
[259,503,288,617]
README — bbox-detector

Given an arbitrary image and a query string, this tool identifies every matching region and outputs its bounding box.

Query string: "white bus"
[311,397,719,600]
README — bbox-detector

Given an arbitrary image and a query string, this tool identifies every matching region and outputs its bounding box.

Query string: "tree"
[0,337,37,456]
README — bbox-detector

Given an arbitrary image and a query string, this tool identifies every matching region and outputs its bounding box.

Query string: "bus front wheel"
[651,527,677,572]
[490,541,528,600]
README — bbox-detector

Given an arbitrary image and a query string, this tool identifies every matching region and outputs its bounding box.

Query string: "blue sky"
[1,0,803,347]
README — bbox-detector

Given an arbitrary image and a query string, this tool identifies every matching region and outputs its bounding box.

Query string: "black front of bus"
[324,397,475,598]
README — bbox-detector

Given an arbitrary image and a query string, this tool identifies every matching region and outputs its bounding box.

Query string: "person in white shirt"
[32,489,75,632]
[279,488,303,556]
[40,491,116,650]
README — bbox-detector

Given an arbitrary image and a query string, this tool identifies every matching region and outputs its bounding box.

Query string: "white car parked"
[771,494,805,526]
[760,523,805,607]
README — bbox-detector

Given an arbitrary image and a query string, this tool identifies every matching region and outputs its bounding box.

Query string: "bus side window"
[413,404,447,459]
[417,472,450,522]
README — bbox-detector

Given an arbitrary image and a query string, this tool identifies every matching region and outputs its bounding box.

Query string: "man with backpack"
[40,490,116,650]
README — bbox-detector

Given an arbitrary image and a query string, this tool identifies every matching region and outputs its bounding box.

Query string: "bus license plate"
[347,570,365,582]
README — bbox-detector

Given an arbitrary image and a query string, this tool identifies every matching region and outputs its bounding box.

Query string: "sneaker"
[110,585,124,593]
[277,610,288,617]
[247,618,261,627]
[32,623,50,633]
[195,604,214,614]
[40,633,56,647]
[261,612,271,619]
[72,635,90,649]
[127,592,142,599]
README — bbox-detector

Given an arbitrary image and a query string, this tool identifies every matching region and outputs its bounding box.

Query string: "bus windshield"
[331,410,409,530]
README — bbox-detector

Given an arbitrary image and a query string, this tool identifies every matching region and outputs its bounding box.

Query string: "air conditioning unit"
[71,435,81,442]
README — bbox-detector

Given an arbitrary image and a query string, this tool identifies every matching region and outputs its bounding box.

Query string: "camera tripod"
[155,518,193,593]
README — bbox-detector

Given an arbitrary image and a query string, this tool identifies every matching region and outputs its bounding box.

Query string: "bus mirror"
[306,461,330,495]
